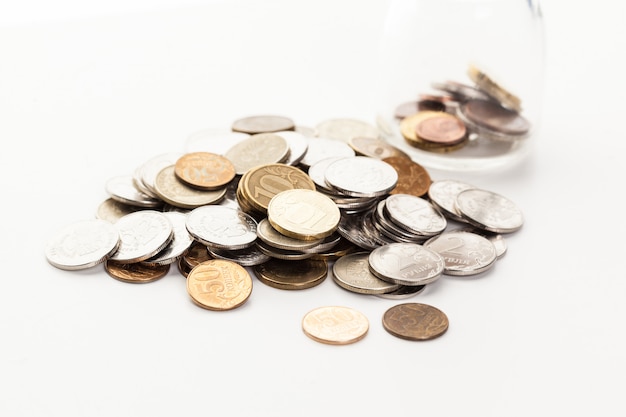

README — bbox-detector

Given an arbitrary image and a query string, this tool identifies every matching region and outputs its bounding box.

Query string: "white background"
[1,1,625,416]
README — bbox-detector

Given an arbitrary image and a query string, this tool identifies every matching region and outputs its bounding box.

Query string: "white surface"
[1,1,625,416]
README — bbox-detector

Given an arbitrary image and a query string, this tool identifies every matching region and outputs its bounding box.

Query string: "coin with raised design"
[231,114,295,134]
[253,258,327,290]
[383,156,431,197]
[423,230,497,276]
[302,306,369,345]
[368,242,444,286]
[182,240,213,268]
[382,303,449,341]
[109,210,173,264]
[275,131,309,166]
[141,211,194,266]
[324,156,398,198]
[332,252,400,295]
[384,194,447,237]
[186,259,253,311]
[137,152,184,197]
[153,165,226,209]
[174,152,235,190]
[45,218,120,271]
[105,260,170,283]
[455,188,524,233]
[427,179,475,222]
[185,205,258,250]
[224,133,290,175]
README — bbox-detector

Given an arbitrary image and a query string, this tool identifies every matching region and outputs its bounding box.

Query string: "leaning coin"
[138,152,184,197]
[427,179,476,222]
[324,156,398,198]
[45,218,120,271]
[105,174,163,208]
[302,306,369,345]
[186,259,253,311]
[332,252,400,295]
[382,303,449,341]
[141,211,194,267]
[253,258,328,290]
[368,242,444,286]
[467,64,522,112]
[105,260,170,283]
[231,114,295,134]
[186,205,258,250]
[224,133,290,175]
[423,230,497,276]
[109,210,174,264]
[455,188,524,233]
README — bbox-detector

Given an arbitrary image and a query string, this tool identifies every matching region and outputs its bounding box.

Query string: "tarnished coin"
[423,230,497,276]
[185,128,250,154]
[105,175,163,208]
[224,133,290,175]
[141,211,194,266]
[186,259,252,311]
[414,112,467,145]
[298,137,356,168]
[256,218,322,251]
[315,118,380,142]
[368,242,444,286]
[324,156,398,198]
[105,260,170,283]
[185,205,258,250]
[302,306,369,345]
[267,189,340,240]
[96,198,140,223]
[384,194,447,236]
[460,99,530,136]
[275,131,309,166]
[45,218,120,271]
[231,114,295,134]
[174,152,235,190]
[153,165,227,209]
[348,136,410,160]
[383,156,431,197]
[427,179,476,222]
[376,284,426,300]
[382,303,449,341]
[332,252,400,295]
[467,64,522,112]
[109,210,174,264]
[455,188,524,233]
[253,258,328,290]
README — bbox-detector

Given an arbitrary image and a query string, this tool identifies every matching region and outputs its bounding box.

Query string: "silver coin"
[423,230,497,276]
[185,128,250,155]
[153,165,226,209]
[255,240,314,261]
[45,218,120,271]
[224,133,290,175]
[301,232,342,254]
[428,179,476,222]
[455,188,524,233]
[324,156,398,198]
[109,210,174,264]
[384,194,447,237]
[332,252,400,295]
[298,137,355,168]
[368,242,444,286]
[105,175,163,208]
[207,244,270,267]
[185,205,258,250]
[454,226,508,259]
[141,211,194,266]
[337,214,381,251]
[315,118,381,142]
[375,284,426,299]
[275,131,309,166]
[256,218,322,251]
[307,156,350,192]
[138,152,184,197]
[374,200,427,242]
[96,198,141,224]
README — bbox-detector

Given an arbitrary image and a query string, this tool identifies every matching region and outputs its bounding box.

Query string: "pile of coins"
[45,114,524,344]
[393,64,532,153]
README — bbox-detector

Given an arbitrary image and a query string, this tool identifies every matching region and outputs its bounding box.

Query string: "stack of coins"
[394,64,531,153]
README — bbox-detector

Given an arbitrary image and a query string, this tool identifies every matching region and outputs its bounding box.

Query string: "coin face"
[141,211,194,266]
[256,218,322,251]
[384,194,447,236]
[414,112,467,145]
[332,252,400,295]
[368,242,444,286]
[187,259,252,310]
[298,137,355,168]
[323,156,398,198]
[461,99,530,136]
[383,156,431,197]
[224,133,290,175]
[231,114,295,134]
[185,205,258,250]
[455,188,524,233]
[427,179,475,221]
[105,175,163,208]
[267,189,340,240]
[382,303,449,341]
[174,152,236,190]
[105,260,170,283]
[423,230,497,276]
[302,306,369,345]
[109,210,174,264]
[96,198,140,223]
[45,218,120,271]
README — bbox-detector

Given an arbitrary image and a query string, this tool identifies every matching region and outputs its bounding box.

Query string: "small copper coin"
[382,303,449,341]
[174,152,235,190]
[383,155,431,197]
[253,258,328,290]
[186,259,253,311]
[105,260,170,283]
[302,306,369,345]
[231,114,295,134]
[415,113,467,145]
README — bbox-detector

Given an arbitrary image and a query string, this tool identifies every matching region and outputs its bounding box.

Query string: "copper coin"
[231,115,295,134]
[252,258,328,290]
[382,155,432,197]
[186,259,253,311]
[302,306,369,345]
[461,99,530,136]
[382,303,449,341]
[415,113,467,145]
[174,152,235,190]
[182,240,213,268]
[105,260,170,283]
[348,136,410,160]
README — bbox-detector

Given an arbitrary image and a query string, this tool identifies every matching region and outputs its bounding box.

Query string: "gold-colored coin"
[252,258,328,290]
[302,306,369,345]
[241,163,315,214]
[174,152,235,190]
[105,260,170,283]
[347,136,410,160]
[382,303,449,341]
[399,111,467,153]
[267,189,340,241]
[467,64,522,112]
[186,259,252,311]
[383,155,432,197]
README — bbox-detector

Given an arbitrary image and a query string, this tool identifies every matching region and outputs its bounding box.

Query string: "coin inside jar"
[414,112,467,145]
[460,99,530,136]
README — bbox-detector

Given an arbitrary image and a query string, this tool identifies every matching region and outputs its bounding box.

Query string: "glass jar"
[376,0,545,172]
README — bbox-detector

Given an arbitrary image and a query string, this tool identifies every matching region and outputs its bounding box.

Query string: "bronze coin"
[231,115,295,134]
[186,259,253,311]
[415,113,467,145]
[174,152,235,190]
[105,260,170,283]
[252,258,327,290]
[382,303,449,341]
[182,240,213,268]
[461,99,530,136]
[383,155,432,197]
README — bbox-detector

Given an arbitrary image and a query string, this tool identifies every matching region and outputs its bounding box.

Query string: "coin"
[323,156,398,198]
[384,194,447,237]
[109,210,173,264]
[348,136,410,160]
[153,165,227,209]
[105,260,170,283]
[253,258,328,290]
[186,259,253,311]
[298,137,356,168]
[255,240,314,261]
[423,230,497,276]
[45,218,120,271]
[256,218,323,251]
[455,188,524,233]
[368,242,444,286]
[207,245,270,267]
[182,240,213,268]
[267,189,340,240]
[137,152,184,197]
[302,306,369,345]
[414,112,467,145]
[185,205,258,250]
[174,152,236,190]
[224,133,290,175]
[332,252,400,295]
[231,115,295,134]
[96,198,140,223]
[315,118,380,142]
[460,99,530,136]
[467,64,522,112]
[399,111,467,152]
[427,179,475,222]
[105,175,163,208]
[275,131,309,166]
[394,101,420,119]
[141,211,194,267]
[383,156,431,197]
[375,284,426,299]
[382,303,449,341]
